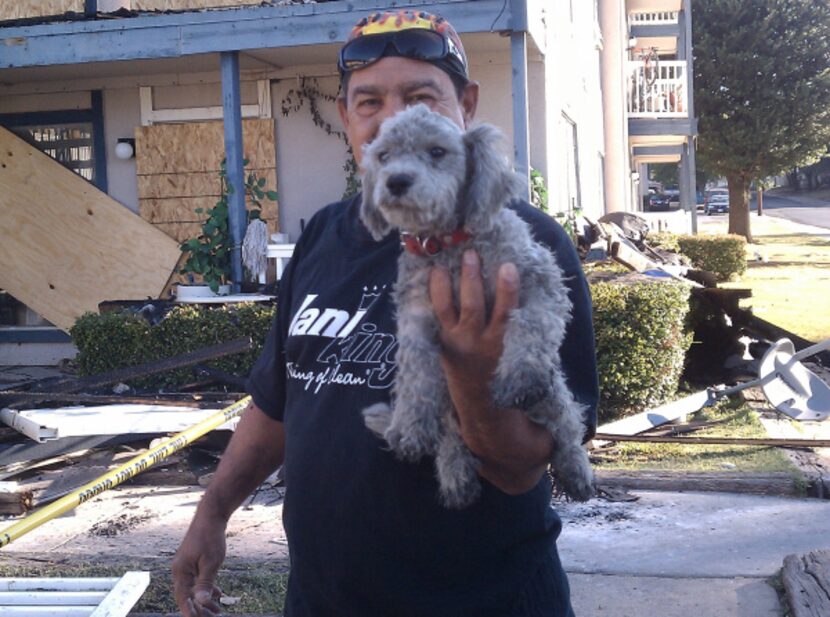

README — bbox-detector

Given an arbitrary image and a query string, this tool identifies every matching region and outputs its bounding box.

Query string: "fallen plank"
[594,433,830,448]
[2,337,252,407]
[0,125,181,331]
[593,390,715,445]
[1,403,232,443]
[0,483,32,516]
[0,391,233,409]
[594,470,819,498]
[782,550,830,617]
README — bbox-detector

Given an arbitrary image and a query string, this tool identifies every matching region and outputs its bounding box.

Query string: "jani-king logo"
[286,286,397,392]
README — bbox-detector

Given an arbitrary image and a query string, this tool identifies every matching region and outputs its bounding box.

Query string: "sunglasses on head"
[338,29,464,75]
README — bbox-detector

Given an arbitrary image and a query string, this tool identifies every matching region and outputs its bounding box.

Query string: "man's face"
[337,56,479,166]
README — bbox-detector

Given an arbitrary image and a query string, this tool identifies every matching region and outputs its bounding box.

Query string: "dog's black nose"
[386,173,413,197]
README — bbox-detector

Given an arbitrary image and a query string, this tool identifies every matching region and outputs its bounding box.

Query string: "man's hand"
[171,403,285,616]
[172,513,226,617]
[429,249,554,494]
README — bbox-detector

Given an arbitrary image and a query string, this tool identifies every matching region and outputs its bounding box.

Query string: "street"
[751,191,830,229]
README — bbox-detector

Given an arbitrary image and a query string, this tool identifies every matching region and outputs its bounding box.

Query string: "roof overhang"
[632,144,683,164]
[0,0,523,71]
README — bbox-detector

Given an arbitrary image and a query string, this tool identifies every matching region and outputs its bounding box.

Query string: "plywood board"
[136,167,274,199]
[153,218,277,243]
[136,119,279,243]
[0,1,82,21]
[0,126,182,332]
[135,119,275,175]
[140,194,278,224]
[133,0,262,10]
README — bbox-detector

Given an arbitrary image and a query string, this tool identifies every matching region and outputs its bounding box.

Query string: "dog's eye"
[429,147,447,159]
[377,151,389,163]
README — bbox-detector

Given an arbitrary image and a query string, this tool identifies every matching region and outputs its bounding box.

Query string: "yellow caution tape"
[0,395,252,548]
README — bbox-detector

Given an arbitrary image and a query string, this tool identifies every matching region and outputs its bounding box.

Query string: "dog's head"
[359,104,522,240]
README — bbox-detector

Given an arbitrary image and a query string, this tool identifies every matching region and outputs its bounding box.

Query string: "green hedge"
[70,303,275,389]
[591,279,693,423]
[675,234,747,281]
[71,279,694,423]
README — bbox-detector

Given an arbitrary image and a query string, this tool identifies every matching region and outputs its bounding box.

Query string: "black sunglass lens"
[341,36,390,69]
[393,30,446,60]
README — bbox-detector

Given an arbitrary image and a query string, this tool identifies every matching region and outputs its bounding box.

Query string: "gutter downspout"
[221,51,246,293]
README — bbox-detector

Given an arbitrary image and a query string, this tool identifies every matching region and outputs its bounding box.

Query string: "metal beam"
[220,52,246,293]
[633,145,684,157]
[0,0,514,69]
[628,117,697,136]
[510,31,530,201]
[630,23,680,39]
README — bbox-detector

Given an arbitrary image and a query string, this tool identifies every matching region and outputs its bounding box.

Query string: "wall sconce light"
[627,37,638,50]
[630,171,641,182]
[115,138,135,160]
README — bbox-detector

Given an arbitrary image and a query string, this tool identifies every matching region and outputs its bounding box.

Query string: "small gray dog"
[360,104,594,508]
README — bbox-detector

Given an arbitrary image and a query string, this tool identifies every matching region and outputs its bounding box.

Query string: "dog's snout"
[386,173,413,197]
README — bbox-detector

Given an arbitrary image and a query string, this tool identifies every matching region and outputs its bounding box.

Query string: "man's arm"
[172,402,285,617]
[430,250,554,495]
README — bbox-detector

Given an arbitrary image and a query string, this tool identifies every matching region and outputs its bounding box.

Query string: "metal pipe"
[510,30,530,201]
[0,396,251,548]
[221,51,247,294]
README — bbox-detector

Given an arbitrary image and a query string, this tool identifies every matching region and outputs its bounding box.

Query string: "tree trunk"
[727,173,752,242]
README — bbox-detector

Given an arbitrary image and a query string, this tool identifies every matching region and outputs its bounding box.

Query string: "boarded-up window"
[12,124,96,184]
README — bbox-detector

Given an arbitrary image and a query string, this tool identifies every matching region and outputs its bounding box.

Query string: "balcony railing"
[629,11,679,25]
[626,60,688,118]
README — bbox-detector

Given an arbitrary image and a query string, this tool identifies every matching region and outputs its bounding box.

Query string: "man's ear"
[460,81,479,129]
[462,124,522,233]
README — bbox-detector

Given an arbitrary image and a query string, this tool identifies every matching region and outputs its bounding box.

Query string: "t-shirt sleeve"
[512,202,599,441]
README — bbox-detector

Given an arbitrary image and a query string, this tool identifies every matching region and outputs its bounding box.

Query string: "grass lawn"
[0,562,289,614]
[702,214,830,342]
[593,399,799,474]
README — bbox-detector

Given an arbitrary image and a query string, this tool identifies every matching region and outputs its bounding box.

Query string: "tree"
[693,0,830,241]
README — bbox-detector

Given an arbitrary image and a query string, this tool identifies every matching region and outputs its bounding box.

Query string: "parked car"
[705,190,729,214]
[645,192,672,211]
[664,185,680,207]
[696,190,705,209]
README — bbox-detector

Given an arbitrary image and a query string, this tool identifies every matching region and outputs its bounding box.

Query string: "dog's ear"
[462,124,523,234]
[359,155,392,241]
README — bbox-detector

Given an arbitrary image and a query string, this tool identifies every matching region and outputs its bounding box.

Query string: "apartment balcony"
[627,60,687,118]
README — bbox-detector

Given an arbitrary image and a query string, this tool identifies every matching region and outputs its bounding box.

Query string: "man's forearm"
[196,402,285,522]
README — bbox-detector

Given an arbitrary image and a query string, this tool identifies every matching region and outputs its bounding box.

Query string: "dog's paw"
[552,446,595,502]
[362,403,392,438]
[491,374,551,411]
[386,429,433,462]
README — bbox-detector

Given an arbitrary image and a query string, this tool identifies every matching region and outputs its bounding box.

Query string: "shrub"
[675,234,747,281]
[591,279,693,423]
[70,303,276,389]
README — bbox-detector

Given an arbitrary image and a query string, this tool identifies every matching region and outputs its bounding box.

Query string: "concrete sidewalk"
[559,489,830,616]
[3,483,829,616]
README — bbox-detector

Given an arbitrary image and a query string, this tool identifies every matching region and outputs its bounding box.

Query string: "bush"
[675,234,747,281]
[70,303,276,389]
[591,279,693,423]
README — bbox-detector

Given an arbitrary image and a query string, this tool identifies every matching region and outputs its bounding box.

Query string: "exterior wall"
[540,0,607,219]
[0,44,518,244]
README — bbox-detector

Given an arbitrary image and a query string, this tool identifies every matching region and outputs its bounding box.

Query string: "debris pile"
[0,338,256,517]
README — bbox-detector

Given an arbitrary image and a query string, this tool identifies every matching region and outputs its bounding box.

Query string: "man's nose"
[387,173,413,197]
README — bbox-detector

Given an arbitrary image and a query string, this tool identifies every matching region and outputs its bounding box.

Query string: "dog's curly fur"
[360,104,594,508]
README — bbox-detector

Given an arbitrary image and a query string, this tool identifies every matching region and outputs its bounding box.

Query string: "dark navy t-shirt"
[247,194,598,617]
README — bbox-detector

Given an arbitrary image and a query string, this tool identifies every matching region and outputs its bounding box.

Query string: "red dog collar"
[400,228,472,257]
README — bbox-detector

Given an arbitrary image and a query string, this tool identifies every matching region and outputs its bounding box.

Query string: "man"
[173,11,598,617]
